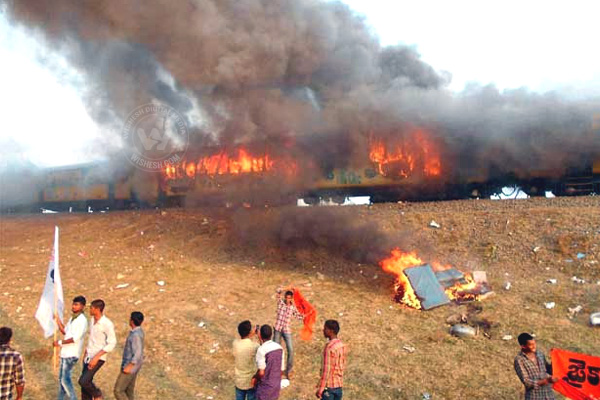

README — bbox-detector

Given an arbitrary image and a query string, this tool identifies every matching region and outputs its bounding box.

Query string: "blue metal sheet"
[404,264,451,310]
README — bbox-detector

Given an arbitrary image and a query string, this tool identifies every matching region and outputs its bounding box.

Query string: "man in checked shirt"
[0,327,25,400]
[273,288,304,380]
[514,332,558,400]
[316,320,346,400]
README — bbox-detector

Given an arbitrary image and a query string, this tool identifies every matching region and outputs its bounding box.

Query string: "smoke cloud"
[5,0,600,185]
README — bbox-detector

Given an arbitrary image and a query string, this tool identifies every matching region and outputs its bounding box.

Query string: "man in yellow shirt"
[233,320,260,400]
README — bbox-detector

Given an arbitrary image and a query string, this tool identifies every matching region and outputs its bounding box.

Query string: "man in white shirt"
[78,299,116,400]
[254,325,284,400]
[54,296,89,400]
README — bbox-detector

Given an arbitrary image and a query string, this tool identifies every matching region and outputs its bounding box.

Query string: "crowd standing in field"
[1,291,578,400]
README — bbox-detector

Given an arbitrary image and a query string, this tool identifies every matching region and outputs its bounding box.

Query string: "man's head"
[130,311,144,328]
[284,290,294,305]
[0,327,13,346]
[238,320,253,339]
[517,333,536,353]
[90,299,105,317]
[323,320,340,339]
[72,295,86,313]
[259,325,273,343]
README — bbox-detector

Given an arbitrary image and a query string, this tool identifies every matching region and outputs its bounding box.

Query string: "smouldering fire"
[369,130,442,178]
[379,248,479,309]
[163,148,297,179]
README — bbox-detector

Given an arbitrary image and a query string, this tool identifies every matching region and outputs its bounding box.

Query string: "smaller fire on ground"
[379,248,482,310]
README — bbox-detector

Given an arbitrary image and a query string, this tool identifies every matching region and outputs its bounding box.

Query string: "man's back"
[256,340,283,400]
[0,344,25,400]
[233,338,259,390]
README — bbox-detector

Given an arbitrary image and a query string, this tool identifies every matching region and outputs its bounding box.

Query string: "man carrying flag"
[54,296,88,400]
[35,226,64,368]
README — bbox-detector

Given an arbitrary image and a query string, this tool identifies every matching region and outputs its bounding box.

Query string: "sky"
[1,0,600,167]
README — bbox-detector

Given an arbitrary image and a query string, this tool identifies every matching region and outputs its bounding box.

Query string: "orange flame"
[369,129,442,178]
[380,248,483,309]
[163,148,297,180]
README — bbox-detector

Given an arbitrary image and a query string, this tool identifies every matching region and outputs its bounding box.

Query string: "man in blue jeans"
[54,296,89,400]
[273,288,304,379]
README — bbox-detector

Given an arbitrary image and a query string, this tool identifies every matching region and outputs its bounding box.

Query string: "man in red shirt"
[316,320,346,400]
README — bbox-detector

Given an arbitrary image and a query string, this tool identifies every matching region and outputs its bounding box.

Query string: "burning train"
[2,124,599,213]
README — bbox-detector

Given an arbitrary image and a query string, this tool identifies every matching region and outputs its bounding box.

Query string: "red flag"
[292,289,316,341]
[551,348,600,400]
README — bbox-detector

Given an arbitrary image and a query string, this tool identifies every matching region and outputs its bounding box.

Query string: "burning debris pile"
[380,249,493,310]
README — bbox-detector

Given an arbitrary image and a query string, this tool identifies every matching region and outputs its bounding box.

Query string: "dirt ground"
[1,197,599,399]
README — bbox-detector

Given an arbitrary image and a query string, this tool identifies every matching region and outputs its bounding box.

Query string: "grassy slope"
[1,197,599,399]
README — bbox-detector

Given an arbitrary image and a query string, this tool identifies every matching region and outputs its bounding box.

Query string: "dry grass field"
[1,197,600,399]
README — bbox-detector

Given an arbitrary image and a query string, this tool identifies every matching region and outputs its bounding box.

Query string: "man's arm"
[89,321,117,368]
[316,346,330,398]
[13,353,25,400]
[54,315,87,347]
[123,334,143,374]
[54,314,66,335]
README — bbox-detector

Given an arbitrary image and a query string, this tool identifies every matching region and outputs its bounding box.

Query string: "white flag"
[35,226,64,338]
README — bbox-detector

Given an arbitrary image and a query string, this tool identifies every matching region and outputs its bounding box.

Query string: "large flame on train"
[164,148,297,179]
[379,249,478,309]
[369,130,442,178]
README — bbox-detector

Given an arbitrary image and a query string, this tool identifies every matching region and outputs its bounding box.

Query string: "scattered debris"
[571,276,585,284]
[280,379,290,389]
[41,208,58,214]
[544,302,556,309]
[590,313,600,327]
[316,272,325,280]
[502,335,513,341]
[450,324,476,338]
[568,305,583,318]
[198,321,206,328]
[117,273,125,280]
[532,246,542,253]
[422,392,432,400]
[134,300,142,305]
[546,279,557,285]
[504,282,512,291]
[429,220,441,229]
[115,283,130,289]
[156,280,166,286]
[576,253,586,259]
[402,344,416,353]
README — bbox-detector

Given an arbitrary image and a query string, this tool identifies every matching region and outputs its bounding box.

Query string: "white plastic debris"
[590,312,600,327]
[571,276,585,284]
[504,282,512,291]
[546,279,557,284]
[429,220,441,229]
[281,379,290,388]
[544,302,556,309]
[198,321,206,328]
[502,335,513,341]
[568,305,583,316]
[577,253,586,259]
[532,246,542,253]
[402,344,416,353]
[156,280,166,286]
[115,283,130,289]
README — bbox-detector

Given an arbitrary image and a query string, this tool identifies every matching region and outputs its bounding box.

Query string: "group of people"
[0,290,563,400]
[0,296,145,400]
[232,288,347,400]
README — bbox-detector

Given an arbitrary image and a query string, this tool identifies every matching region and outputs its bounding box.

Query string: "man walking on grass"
[233,320,259,400]
[273,288,303,379]
[79,299,116,400]
[0,327,25,400]
[316,320,346,400]
[114,311,145,400]
[54,296,88,400]
[514,332,558,400]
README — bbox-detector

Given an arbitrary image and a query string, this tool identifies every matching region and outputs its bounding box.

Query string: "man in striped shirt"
[0,327,25,400]
[273,288,304,379]
[316,320,346,400]
[513,333,557,400]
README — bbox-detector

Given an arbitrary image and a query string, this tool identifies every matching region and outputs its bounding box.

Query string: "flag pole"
[52,226,59,374]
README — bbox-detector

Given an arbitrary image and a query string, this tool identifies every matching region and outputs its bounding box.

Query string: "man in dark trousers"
[514,332,558,400]
[315,320,347,400]
[114,311,144,400]
[254,325,284,400]
[0,327,25,400]
[79,299,116,400]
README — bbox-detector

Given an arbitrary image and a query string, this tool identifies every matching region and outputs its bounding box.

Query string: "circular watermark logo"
[121,103,189,172]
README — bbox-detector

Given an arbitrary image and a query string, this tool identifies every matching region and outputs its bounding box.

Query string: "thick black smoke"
[4,0,600,181]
